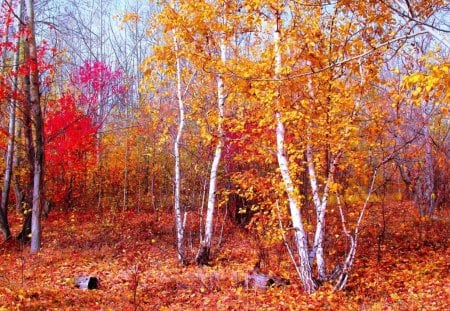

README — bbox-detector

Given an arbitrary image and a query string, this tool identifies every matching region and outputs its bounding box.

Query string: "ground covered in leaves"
[0,202,449,310]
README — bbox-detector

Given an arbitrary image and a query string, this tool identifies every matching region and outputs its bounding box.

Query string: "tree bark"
[0,0,21,241]
[422,123,435,216]
[196,35,226,266]
[13,0,35,242]
[273,10,317,294]
[304,60,346,282]
[26,0,44,253]
[173,26,186,263]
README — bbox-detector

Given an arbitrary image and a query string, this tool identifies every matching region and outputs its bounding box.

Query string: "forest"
[0,0,449,309]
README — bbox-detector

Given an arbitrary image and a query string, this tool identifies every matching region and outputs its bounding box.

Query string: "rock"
[244,270,290,290]
[75,276,99,290]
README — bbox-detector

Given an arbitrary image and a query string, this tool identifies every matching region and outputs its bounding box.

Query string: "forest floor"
[0,201,448,310]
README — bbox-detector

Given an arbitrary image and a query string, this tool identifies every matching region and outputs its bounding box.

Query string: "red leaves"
[71,61,128,125]
[45,93,98,206]
[44,60,127,207]
[0,205,448,309]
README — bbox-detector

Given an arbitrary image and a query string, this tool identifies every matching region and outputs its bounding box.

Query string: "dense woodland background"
[0,0,449,309]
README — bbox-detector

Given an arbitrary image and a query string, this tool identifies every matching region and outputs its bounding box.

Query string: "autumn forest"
[0,0,449,309]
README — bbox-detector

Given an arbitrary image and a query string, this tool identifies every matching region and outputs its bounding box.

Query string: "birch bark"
[273,10,317,294]
[305,76,341,281]
[196,35,226,265]
[0,1,21,240]
[173,32,186,263]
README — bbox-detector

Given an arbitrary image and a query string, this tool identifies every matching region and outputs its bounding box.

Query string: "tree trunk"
[273,11,317,294]
[173,27,186,264]
[422,123,435,216]
[16,212,32,243]
[0,67,17,241]
[334,169,378,291]
[13,121,24,213]
[15,0,35,242]
[196,35,226,265]
[305,74,343,282]
[26,0,44,253]
[306,142,326,281]
[0,0,22,241]
[276,114,317,293]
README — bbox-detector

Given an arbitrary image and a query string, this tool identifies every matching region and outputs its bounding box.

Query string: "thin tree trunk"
[13,124,24,213]
[305,142,326,281]
[305,66,343,282]
[26,0,44,253]
[273,10,317,294]
[0,2,20,240]
[334,169,377,291]
[173,29,186,263]
[0,68,17,240]
[276,114,317,293]
[423,123,435,216]
[123,109,128,211]
[196,35,226,266]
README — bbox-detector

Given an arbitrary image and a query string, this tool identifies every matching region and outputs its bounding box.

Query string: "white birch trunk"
[304,72,328,281]
[173,33,185,263]
[0,6,20,240]
[305,142,326,280]
[197,35,226,265]
[0,67,16,240]
[273,12,317,294]
[305,75,342,281]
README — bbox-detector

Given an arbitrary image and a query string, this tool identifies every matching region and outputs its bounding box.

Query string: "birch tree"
[0,0,19,241]
[196,16,227,266]
[272,7,317,293]
[229,0,440,293]
[171,0,186,264]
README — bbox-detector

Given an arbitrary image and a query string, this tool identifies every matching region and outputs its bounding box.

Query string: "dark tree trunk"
[25,0,44,253]
[16,212,32,243]
[195,243,211,266]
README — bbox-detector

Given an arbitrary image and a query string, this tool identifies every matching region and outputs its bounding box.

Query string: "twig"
[275,200,301,278]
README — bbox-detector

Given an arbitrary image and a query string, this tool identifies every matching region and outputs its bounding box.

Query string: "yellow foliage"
[122,12,140,23]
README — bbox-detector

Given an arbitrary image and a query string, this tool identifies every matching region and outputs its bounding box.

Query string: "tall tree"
[25,0,44,253]
[196,7,227,266]
[172,0,186,264]
[272,6,317,293]
[0,0,19,240]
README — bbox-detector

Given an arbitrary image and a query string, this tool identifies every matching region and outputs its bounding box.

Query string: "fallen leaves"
[0,205,449,310]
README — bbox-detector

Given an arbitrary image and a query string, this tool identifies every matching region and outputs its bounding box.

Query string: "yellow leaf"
[390,292,400,300]
[406,73,422,85]
[412,86,422,97]
[123,12,139,23]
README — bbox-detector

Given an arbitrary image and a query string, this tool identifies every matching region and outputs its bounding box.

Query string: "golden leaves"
[122,12,140,23]
[402,62,450,104]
